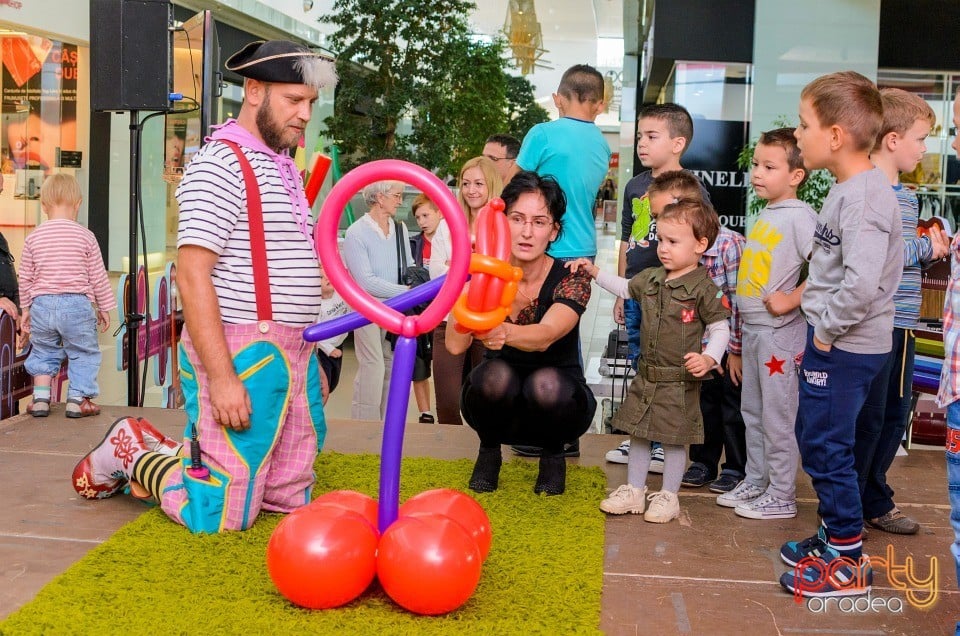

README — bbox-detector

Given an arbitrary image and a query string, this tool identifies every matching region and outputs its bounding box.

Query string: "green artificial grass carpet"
[1,453,606,635]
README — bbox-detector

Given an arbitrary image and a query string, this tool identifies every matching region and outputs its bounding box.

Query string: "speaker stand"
[126,110,142,407]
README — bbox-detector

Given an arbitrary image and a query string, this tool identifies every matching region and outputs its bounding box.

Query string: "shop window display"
[0,32,83,255]
[877,71,960,328]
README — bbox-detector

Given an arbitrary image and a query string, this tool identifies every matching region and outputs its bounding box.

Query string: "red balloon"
[377,513,483,615]
[266,506,378,609]
[399,488,492,561]
[310,489,378,532]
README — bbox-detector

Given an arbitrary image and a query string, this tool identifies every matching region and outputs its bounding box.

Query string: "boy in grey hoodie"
[719,128,816,521]
[778,71,903,600]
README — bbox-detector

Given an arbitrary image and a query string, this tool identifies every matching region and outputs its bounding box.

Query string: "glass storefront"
[0,30,88,262]
[877,70,960,233]
[658,61,753,228]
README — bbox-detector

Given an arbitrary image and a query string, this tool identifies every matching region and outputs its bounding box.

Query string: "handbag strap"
[222,140,272,321]
[394,218,409,284]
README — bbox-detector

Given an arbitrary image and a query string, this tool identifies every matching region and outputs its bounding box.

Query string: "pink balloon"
[314,160,470,337]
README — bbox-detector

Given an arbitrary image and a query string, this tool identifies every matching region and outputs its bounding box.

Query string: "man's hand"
[613,297,625,325]
[209,373,252,431]
[726,353,742,386]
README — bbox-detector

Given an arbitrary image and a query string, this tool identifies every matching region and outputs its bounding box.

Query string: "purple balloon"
[302,276,448,343]
[379,335,417,533]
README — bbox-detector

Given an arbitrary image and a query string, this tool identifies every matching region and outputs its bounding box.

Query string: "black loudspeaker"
[90,0,172,111]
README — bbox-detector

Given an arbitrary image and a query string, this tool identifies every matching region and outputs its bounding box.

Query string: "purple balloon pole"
[378,334,417,533]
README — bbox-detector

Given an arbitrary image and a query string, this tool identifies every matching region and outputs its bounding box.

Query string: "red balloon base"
[377,513,483,615]
[266,506,378,609]
[266,489,490,615]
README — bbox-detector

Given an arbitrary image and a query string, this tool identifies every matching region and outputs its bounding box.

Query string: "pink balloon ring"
[315,160,471,336]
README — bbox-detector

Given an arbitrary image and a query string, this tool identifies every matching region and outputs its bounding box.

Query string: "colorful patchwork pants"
[159,322,326,533]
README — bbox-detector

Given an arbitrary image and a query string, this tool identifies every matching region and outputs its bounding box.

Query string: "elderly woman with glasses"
[445,171,596,496]
[430,156,504,426]
[342,180,412,421]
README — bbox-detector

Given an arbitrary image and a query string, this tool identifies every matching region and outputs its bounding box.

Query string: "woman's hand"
[565,258,599,278]
[684,352,717,378]
[478,323,508,350]
[0,297,18,321]
[18,307,30,349]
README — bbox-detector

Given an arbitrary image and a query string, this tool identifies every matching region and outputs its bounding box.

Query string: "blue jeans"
[947,402,960,616]
[24,294,101,399]
[624,298,641,369]
[854,328,915,519]
[795,327,886,544]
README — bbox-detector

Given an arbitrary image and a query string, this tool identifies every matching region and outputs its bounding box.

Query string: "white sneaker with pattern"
[716,481,764,508]
[735,493,798,519]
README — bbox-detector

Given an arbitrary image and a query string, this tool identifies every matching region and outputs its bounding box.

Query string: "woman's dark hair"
[500,170,567,239]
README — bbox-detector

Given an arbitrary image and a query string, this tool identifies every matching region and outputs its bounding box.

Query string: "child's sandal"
[66,397,101,419]
[26,398,50,418]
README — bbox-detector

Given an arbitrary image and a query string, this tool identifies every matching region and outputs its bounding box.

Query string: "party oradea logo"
[793,545,938,614]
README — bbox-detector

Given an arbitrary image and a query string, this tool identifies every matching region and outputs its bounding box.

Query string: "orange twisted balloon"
[452,198,522,334]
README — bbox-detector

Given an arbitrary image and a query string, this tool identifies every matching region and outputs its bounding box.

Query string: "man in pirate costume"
[72,41,338,533]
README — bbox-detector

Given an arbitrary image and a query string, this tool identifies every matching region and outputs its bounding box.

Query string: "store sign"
[0,34,78,175]
[682,119,750,232]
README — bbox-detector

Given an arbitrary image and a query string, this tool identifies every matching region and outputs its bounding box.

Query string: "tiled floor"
[4,224,960,632]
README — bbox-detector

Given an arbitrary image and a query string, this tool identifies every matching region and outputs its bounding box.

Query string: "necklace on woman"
[517,258,549,306]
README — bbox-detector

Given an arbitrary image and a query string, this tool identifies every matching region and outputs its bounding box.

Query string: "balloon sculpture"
[267,160,518,615]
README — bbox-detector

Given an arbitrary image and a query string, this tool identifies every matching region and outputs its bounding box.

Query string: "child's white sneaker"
[734,492,798,519]
[716,480,764,508]
[600,484,647,514]
[643,490,680,523]
[604,439,630,464]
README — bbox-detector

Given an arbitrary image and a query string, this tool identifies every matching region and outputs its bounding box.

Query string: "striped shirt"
[892,184,934,329]
[938,233,960,407]
[176,141,322,326]
[20,218,116,310]
[342,214,412,300]
[700,227,745,355]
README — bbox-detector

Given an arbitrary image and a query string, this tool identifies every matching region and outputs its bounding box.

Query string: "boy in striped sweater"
[853,88,948,534]
[20,173,115,418]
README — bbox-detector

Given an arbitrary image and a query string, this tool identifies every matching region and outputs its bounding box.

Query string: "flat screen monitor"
[164,10,218,175]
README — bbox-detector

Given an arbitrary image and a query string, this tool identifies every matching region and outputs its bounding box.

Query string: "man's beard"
[256,93,298,153]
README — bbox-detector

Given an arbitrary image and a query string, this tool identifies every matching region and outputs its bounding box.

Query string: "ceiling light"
[504,0,549,75]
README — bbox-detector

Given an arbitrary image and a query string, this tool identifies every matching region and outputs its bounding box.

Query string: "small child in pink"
[20,173,115,418]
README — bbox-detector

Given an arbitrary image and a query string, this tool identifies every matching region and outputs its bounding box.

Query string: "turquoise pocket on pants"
[179,459,231,534]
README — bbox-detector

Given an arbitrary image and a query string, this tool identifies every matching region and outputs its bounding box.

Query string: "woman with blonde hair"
[430,156,503,425]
